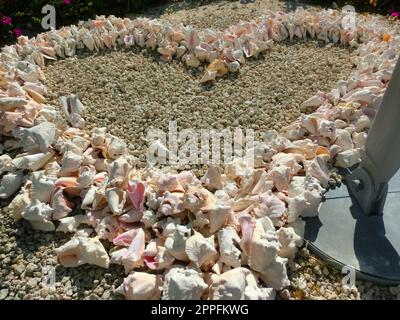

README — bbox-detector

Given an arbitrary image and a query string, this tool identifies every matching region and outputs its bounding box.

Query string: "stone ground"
[1,0,399,300]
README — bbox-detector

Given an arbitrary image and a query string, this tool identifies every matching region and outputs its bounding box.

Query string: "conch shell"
[55,236,110,268]
[162,266,208,300]
[60,94,85,129]
[0,170,24,199]
[185,231,218,268]
[117,272,163,300]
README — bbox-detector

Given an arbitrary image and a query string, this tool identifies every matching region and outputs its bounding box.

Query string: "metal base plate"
[303,169,400,285]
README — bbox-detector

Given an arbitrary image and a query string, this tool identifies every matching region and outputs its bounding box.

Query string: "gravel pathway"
[1,0,400,300]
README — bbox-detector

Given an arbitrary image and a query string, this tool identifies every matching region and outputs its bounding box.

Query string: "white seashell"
[105,187,126,215]
[353,115,371,132]
[254,190,286,225]
[258,256,290,290]
[55,236,110,268]
[185,231,218,267]
[19,122,56,153]
[164,223,191,261]
[248,222,280,273]
[30,171,55,203]
[22,199,55,232]
[268,165,291,192]
[121,228,145,272]
[117,272,163,300]
[12,150,55,171]
[95,215,119,241]
[0,97,28,112]
[162,266,207,300]
[352,131,367,148]
[207,204,231,234]
[57,215,87,233]
[335,129,354,151]
[303,156,330,187]
[60,151,82,175]
[143,240,175,270]
[300,93,324,111]
[60,94,85,129]
[8,187,31,220]
[77,165,96,188]
[183,185,215,212]
[218,226,241,268]
[0,154,13,174]
[277,227,303,259]
[158,191,184,216]
[142,210,157,229]
[107,136,127,160]
[210,267,275,300]
[0,170,24,199]
[335,148,361,168]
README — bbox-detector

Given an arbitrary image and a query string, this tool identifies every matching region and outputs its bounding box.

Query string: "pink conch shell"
[55,236,110,268]
[127,179,145,211]
[121,228,145,272]
[105,187,126,215]
[51,188,74,220]
[158,191,184,216]
[143,240,175,270]
[162,267,207,300]
[12,150,55,171]
[303,156,330,187]
[201,166,223,190]
[238,213,256,256]
[117,272,163,300]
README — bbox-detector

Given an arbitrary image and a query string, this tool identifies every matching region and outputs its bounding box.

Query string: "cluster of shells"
[0,7,398,300]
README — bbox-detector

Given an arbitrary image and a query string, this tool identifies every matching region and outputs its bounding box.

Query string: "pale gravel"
[1,0,399,300]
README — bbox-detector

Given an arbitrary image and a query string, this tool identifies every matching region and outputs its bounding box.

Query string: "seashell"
[56,215,87,233]
[22,199,55,232]
[175,45,187,59]
[0,170,24,199]
[353,115,371,132]
[158,191,185,216]
[127,179,145,211]
[8,187,31,220]
[142,210,158,229]
[300,93,324,111]
[143,240,175,270]
[30,171,55,203]
[105,187,126,215]
[117,272,163,300]
[248,221,280,273]
[254,190,286,226]
[60,151,82,175]
[268,165,292,192]
[0,97,28,112]
[303,156,330,187]
[335,148,361,168]
[113,228,141,247]
[95,214,120,241]
[334,129,354,151]
[218,226,241,268]
[19,122,56,152]
[352,131,367,148]
[107,136,127,160]
[0,154,13,174]
[207,204,231,235]
[55,236,110,268]
[210,267,275,300]
[258,256,290,290]
[77,165,96,188]
[60,94,85,129]
[200,59,228,83]
[162,266,207,300]
[12,150,54,171]
[277,227,303,259]
[164,223,191,261]
[201,166,223,190]
[226,61,241,73]
[241,169,273,195]
[183,53,201,68]
[121,227,145,272]
[185,231,218,268]
[106,157,130,188]
[238,213,256,256]
[183,185,215,212]
[51,188,74,220]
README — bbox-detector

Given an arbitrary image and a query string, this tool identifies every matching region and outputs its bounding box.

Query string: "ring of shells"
[0,7,397,300]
